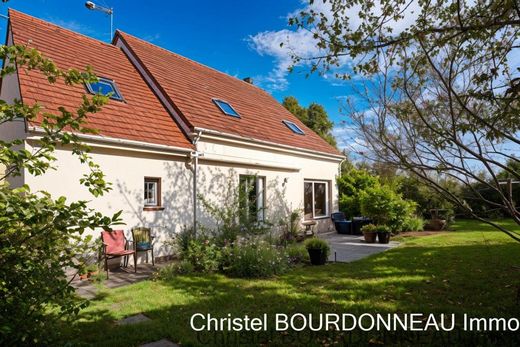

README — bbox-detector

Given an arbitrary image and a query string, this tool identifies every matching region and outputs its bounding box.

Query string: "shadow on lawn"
[68,242,520,346]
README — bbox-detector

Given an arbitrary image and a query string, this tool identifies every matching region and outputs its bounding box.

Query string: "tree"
[282,96,337,147]
[289,0,520,241]
[0,45,122,344]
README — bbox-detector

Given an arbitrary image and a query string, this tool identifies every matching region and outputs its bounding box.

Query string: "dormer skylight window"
[213,99,240,118]
[86,77,123,101]
[283,120,305,135]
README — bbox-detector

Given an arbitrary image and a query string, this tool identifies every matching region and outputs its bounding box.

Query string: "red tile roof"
[8,10,341,157]
[8,10,193,150]
[116,32,342,156]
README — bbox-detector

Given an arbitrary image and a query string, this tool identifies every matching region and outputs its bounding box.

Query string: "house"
[0,10,344,261]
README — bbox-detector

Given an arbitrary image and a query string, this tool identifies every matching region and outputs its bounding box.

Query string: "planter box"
[364,232,377,243]
[307,249,327,265]
[377,232,390,244]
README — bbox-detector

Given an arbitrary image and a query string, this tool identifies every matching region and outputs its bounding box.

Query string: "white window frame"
[86,77,124,101]
[304,180,330,219]
[144,178,159,206]
[239,175,266,222]
[282,120,305,135]
[212,98,241,118]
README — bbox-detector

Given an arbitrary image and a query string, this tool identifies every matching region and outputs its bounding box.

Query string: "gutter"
[26,126,193,156]
[191,127,345,162]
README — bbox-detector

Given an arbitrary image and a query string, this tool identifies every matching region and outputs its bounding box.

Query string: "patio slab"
[116,313,151,325]
[140,339,179,347]
[71,263,168,299]
[320,232,399,262]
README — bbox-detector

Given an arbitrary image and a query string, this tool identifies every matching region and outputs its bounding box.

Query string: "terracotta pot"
[307,249,327,265]
[377,232,390,244]
[364,232,377,243]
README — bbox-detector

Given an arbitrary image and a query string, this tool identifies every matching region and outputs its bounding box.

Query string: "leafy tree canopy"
[0,44,122,344]
[282,96,337,147]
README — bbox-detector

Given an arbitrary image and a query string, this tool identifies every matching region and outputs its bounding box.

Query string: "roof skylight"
[86,77,123,101]
[283,120,305,135]
[213,99,240,118]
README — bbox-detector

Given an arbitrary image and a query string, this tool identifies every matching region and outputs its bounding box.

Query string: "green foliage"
[184,239,222,273]
[359,185,417,233]
[337,168,379,218]
[198,177,270,246]
[171,225,197,255]
[398,176,456,219]
[221,241,288,278]
[285,243,309,265]
[159,260,195,279]
[402,216,425,232]
[0,44,122,344]
[375,225,391,233]
[361,224,377,233]
[304,237,330,258]
[289,0,520,240]
[278,209,302,244]
[282,96,337,147]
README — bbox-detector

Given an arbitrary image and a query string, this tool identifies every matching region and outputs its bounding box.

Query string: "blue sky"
[0,0,357,143]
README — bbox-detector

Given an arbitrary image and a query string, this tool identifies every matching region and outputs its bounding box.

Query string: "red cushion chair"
[101,230,137,279]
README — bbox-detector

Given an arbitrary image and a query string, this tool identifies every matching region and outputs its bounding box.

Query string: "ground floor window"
[304,180,329,219]
[144,177,161,208]
[239,175,266,222]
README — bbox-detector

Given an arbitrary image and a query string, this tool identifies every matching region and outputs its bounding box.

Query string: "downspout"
[192,131,203,237]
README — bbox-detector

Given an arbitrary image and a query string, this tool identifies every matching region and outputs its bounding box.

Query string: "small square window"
[86,77,123,101]
[144,177,161,208]
[283,120,305,135]
[213,99,240,118]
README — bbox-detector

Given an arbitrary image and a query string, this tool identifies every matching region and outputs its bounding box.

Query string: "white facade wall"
[22,135,341,261]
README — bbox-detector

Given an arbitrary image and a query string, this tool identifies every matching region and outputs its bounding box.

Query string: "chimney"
[243,77,253,84]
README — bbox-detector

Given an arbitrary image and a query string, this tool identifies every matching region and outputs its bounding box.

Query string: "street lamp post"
[85,1,113,41]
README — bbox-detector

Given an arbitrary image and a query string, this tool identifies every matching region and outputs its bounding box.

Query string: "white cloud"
[248,28,322,91]
[248,0,421,91]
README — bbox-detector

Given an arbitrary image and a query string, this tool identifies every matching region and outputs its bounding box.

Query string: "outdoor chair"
[131,227,155,266]
[331,212,352,234]
[101,230,137,279]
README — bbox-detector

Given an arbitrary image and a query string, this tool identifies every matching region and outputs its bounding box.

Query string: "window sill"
[307,216,329,220]
[143,206,165,211]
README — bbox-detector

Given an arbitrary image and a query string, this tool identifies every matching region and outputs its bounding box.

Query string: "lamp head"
[85,1,96,10]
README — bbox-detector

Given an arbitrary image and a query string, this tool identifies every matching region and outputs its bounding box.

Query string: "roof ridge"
[8,8,118,50]
[116,30,267,93]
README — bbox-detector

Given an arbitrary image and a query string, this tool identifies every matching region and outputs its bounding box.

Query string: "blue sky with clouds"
[0,0,357,145]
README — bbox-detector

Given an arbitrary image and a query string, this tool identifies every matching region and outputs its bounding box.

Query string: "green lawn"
[67,220,520,346]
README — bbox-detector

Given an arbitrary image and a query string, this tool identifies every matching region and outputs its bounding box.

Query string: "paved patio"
[320,232,399,262]
[71,263,167,299]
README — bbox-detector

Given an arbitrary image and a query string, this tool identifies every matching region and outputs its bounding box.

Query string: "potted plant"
[86,263,99,278]
[376,225,391,244]
[362,224,378,243]
[304,238,330,265]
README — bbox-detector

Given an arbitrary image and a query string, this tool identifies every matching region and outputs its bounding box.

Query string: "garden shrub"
[337,169,379,218]
[222,241,288,278]
[158,260,195,279]
[359,185,417,232]
[402,216,425,231]
[286,243,309,265]
[172,225,195,255]
[184,239,221,273]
